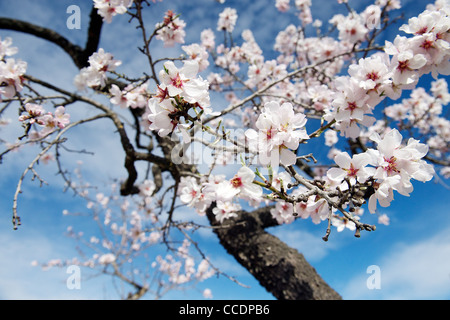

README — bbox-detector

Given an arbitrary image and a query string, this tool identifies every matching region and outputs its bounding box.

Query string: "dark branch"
[83,6,104,63]
[0,17,86,68]
[0,5,103,69]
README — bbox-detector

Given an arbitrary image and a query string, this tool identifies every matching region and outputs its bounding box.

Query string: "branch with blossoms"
[140,0,449,241]
[1,0,449,300]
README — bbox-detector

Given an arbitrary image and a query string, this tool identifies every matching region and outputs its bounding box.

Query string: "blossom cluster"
[178,166,263,222]
[155,10,186,47]
[363,129,435,213]
[147,60,212,140]
[268,128,434,230]
[74,48,122,91]
[217,7,238,33]
[384,79,450,177]
[325,4,450,138]
[93,0,133,23]
[109,82,149,109]
[0,37,26,102]
[43,178,214,297]
[18,103,70,138]
[245,101,309,167]
[153,239,215,285]
[161,2,448,232]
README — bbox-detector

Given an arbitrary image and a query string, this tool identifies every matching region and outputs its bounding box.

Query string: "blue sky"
[0,0,449,300]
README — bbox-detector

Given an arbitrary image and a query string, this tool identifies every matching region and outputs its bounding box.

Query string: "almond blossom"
[212,200,240,223]
[0,37,18,59]
[18,104,70,137]
[94,0,133,23]
[229,166,263,200]
[331,216,357,232]
[74,48,121,90]
[385,36,428,86]
[245,101,309,167]
[182,43,210,72]
[155,10,186,47]
[0,58,27,100]
[270,201,296,225]
[147,60,212,139]
[366,129,435,213]
[217,7,238,33]
[327,151,375,185]
[159,60,210,109]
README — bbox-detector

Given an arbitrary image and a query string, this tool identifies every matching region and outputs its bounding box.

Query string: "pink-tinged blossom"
[203,289,213,299]
[98,253,116,265]
[0,37,18,59]
[295,0,312,25]
[110,83,149,109]
[139,179,156,198]
[324,130,338,146]
[54,106,70,129]
[331,216,357,232]
[212,200,240,223]
[366,129,435,213]
[431,79,450,104]
[217,8,238,32]
[275,0,290,12]
[270,201,296,225]
[94,0,133,23]
[147,98,178,137]
[178,176,214,215]
[229,166,263,200]
[307,84,335,112]
[385,36,427,86]
[375,0,401,11]
[155,10,186,47]
[182,43,210,72]
[89,48,122,73]
[19,104,70,137]
[368,177,398,214]
[200,28,215,51]
[18,103,45,124]
[361,5,382,30]
[377,213,390,225]
[327,151,375,184]
[334,13,369,43]
[271,171,293,191]
[304,197,330,224]
[74,49,121,90]
[148,61,212,139]
[109,84,128,108]
[159,60,211,109]
[245,101,309,167]
[0,58,27,100]
[399,9,441,36]
[348,54,393,99]
[402,8,450,79]
[332,77,370,123]
[334,114,376,139]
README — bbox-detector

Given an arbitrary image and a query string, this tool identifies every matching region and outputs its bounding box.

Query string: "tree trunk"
[206,205,342,300]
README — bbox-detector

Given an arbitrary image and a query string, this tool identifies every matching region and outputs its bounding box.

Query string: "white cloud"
[0,228,101,299]
[341,226,450,300]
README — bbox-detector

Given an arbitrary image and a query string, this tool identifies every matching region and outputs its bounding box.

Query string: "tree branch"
[206,203,342,300]
[0,17,86,68]
[0,5,103,69]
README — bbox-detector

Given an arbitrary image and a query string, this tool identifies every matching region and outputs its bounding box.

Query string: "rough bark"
[206,205,342,300]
